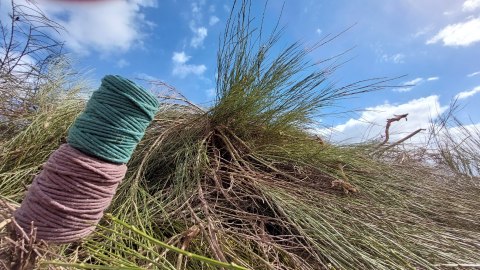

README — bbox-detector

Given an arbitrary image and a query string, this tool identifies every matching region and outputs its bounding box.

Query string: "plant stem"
[106,214,250,270]
[40,261,142,270]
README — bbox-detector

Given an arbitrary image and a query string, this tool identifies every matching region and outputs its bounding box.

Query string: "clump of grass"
[57,1,478,269]
[1,0,480,269]
[0,57,86,201]
[431,115,480,178]
[0,0,66,136]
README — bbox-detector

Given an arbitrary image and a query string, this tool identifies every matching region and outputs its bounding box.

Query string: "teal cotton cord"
[67,75,159,164]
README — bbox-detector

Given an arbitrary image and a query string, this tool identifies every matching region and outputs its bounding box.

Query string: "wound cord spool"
[67,75,159,164]
[13,75,159,243]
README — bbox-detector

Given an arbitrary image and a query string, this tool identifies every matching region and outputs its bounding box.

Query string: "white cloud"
[191,2,200,14]
[316,28,322,35]
[209,16,219,26]
[206,88,216,98]
[446,123,480,144]
[190,26,208,48]
[455,86,480,100]
[172,51,206,78]
[223,4,230,13]
[188,2,208,48]
[395,77,424,92]
[413,26,433,38]
[395,88,413,93]
[427,77,439,81]
[0,48,37,89]
[116,59,130,68]
[0,47,36,75]
[463,0,480,11]
[172,52,190,64]
[427,17,480,47]
[209,5,216,13]
[319,95,447,144]
[467,71,480,77]
[38,0,157,55]
[136,73,160,81]
[405,78,424,85]
[382,53,405,64]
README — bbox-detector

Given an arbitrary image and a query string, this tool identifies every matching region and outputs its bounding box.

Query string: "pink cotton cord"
[13,144,127,244]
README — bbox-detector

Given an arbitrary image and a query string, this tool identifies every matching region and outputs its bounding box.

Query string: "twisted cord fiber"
[13,75,158,243]
[13,144,127,243]
[68,75,159,164]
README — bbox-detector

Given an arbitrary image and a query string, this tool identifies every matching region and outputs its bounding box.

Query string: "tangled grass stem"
[41,261,143,270]
[106,214,250,270]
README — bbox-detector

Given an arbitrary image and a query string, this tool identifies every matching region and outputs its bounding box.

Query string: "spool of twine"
[68,75,159,164]
[13,75,159,243]
[14,144,127,243]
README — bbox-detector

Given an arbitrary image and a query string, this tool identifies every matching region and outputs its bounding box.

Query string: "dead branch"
[374,128,426,157]
[382,128,426,152]
[380,113,408,146]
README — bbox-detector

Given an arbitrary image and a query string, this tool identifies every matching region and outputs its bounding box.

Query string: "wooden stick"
[374,128,426,156]
[380,113,408,146]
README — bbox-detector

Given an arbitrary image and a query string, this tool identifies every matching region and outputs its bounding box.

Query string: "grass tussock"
[1,0,480,269]
[430,111,480,178]
[0,57,86,201]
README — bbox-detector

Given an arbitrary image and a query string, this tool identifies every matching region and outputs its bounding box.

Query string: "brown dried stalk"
[380,113,409,146]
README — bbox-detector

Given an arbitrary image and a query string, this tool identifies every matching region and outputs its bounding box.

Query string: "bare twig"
[385,128,426,150]
[374,128,426,156]
[380,113,408,146]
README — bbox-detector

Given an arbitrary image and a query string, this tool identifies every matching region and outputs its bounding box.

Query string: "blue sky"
[3,0,480,143]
